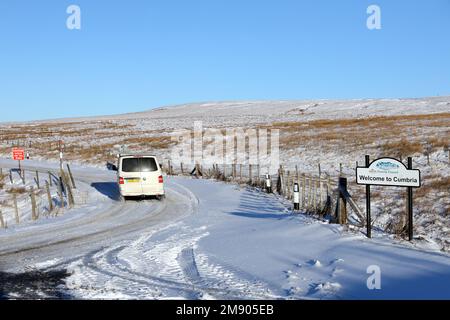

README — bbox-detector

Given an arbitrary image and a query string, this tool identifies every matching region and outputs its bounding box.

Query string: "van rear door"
[120,157,143,194]
[140,157,161,194]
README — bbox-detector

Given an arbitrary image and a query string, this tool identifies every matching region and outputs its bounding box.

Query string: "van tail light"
[119,177,124,185]
[158,175,164,183]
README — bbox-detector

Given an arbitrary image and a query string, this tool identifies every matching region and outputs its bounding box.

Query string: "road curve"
[0,160,198,272]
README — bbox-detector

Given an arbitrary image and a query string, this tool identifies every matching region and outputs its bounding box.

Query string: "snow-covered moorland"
[1,97,448,251]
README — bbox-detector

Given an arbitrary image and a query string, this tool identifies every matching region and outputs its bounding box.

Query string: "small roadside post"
[58,140,64,173]
[265,174,272,193]
[293,183,300,211]
[59,151,64,173]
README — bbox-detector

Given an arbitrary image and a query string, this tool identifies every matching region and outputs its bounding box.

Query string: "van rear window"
[140,158,158,172]
[121,158,140,172]
[121,158,158,172]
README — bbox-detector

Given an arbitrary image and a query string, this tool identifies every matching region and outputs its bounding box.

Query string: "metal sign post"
[407,157,414,241]
[365,155,371,238]
[356,156,421,241]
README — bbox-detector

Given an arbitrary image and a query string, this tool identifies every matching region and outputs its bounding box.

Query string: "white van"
[117,154,165,200]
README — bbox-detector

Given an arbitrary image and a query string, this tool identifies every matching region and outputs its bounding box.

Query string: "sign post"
[356,156,421,240]
[407,157,414,241]
[12,147,25,176]
[365,155,371,238]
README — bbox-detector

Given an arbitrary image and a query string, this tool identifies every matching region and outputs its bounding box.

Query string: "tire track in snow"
[66,222,277,299]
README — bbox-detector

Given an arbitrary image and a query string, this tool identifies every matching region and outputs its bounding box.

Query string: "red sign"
[12,148,25,161]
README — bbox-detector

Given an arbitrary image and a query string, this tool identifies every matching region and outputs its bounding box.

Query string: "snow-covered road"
[1,160,450,299]
[0,160,197,283]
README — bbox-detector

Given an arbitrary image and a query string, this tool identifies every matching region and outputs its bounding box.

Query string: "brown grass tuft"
[6,187,27,194]
[381,139,424,158]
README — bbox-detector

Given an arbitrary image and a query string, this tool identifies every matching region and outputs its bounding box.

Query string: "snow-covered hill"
[25,96,450,129]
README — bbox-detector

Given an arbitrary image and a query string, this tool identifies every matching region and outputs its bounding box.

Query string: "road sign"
[357,156,421,241]
[356,157,420,188]
[12,148,25,161]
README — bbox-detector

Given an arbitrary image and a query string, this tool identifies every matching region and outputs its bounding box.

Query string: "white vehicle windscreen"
[122,158,158,172]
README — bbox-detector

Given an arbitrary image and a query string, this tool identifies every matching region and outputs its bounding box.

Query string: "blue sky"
[0,0,449,121]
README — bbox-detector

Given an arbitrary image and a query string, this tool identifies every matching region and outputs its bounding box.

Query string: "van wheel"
[157,195,165,201]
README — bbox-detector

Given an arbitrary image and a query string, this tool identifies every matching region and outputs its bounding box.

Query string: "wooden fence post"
[327,175,331,197]
[22,169,26,185]
[298,173,302,207]
[447,147,450,165]
[30,187,37,220]
[257,164,260,186]
[239,164,242,182]
[57,179,65,212]
[286,171,291,199]
[195,163,202,178]
[313,178,317,212]
[67,164,76,189]
[48,171,53,186]
[249,164,252,185]
[9,169,13,184]
[35,170,40,189]
[319,177,323,209]
[335,177,348,224]
[13,194,20,224]
[302,173,306,208]
[46,180,54,212]
[306,175,311,210]
[276,167,282,195]
[0,210,5,228]
[63,172,75,208]
[180,162,184,175]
